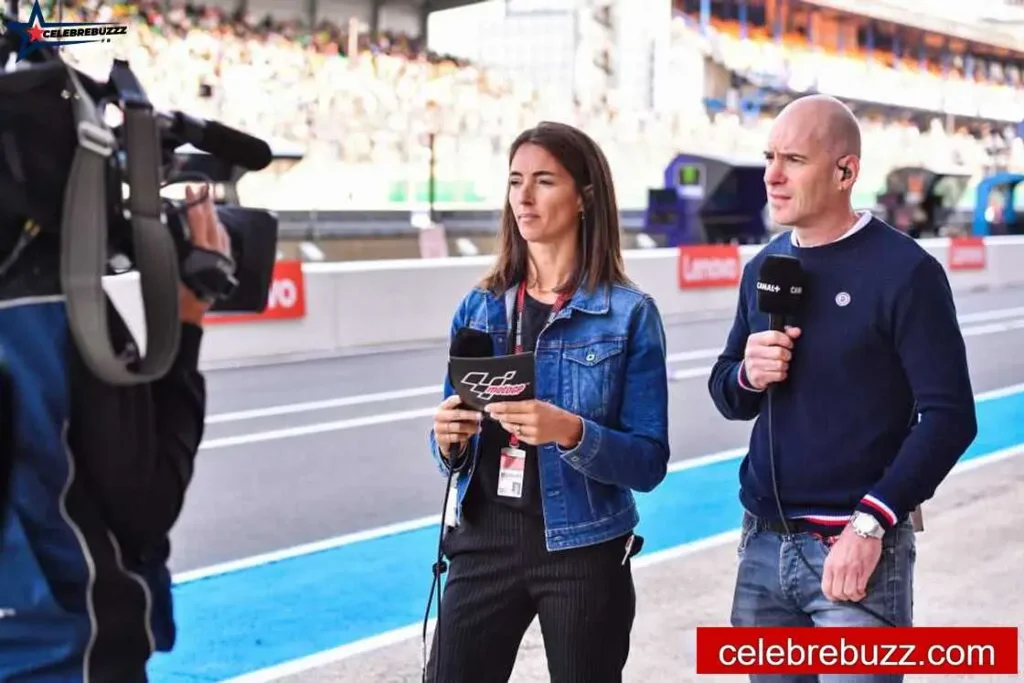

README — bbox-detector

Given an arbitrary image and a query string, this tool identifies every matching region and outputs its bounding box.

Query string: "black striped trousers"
[425,499,636,683]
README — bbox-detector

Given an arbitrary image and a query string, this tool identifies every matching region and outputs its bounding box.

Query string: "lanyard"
[508,281,569,447]
[513,280,569,354]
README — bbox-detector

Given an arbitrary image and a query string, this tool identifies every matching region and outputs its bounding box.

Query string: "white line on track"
[200,407,438,450]
[667,317,1024,379]
[205,387,440,424]
[198,311,1024,450]
[204,348,720,425]
[960,317,1024,337]
[204,307,1024,426]
[174,444,756,584]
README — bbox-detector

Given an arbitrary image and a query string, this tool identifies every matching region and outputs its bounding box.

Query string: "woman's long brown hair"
[481,121,629,296]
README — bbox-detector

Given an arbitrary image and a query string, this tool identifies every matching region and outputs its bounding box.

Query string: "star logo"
[3,0,130,61]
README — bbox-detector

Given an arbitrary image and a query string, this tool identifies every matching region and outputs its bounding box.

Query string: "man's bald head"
[775,94,861,160]
[763,94,863,232]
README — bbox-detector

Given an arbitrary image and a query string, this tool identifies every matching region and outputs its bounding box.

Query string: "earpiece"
[838,162,852,181]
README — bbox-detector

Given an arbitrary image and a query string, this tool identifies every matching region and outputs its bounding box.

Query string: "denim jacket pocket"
[562,338,626,420]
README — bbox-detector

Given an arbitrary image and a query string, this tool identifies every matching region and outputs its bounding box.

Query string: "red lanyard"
[513,280,569,353]
[509,281,568,447]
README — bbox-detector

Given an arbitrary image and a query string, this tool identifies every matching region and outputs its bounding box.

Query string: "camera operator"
[0,184,227,683]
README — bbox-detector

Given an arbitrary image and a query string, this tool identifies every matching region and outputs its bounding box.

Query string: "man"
[708,95,977,673]
[0,185,225,682]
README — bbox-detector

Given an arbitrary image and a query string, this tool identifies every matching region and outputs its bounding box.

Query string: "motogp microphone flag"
[448,351,535,412]
[695,626,1019,676]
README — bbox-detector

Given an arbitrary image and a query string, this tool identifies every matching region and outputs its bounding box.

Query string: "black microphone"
[449,327,493,414]
[756,254,806,331]
[449,327,493,359]
[158,111,273,171]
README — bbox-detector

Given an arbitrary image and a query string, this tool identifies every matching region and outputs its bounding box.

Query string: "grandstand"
[36,0,1024,242]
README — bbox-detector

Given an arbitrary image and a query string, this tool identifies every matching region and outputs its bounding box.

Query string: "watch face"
[855,514,877,532]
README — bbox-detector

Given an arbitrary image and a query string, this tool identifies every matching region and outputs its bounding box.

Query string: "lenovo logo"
[948,237,986,271]
[205,260,307,325]
[266,275,302,312]
[678,245,741,289]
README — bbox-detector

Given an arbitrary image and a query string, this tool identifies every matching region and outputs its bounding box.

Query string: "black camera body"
[0,19,280,385]
[102,60,281,313]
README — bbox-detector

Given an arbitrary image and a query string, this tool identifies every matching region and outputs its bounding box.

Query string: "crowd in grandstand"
[52,0,1024,211]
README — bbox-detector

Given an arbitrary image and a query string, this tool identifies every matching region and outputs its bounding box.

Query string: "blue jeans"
[730,512,916,683]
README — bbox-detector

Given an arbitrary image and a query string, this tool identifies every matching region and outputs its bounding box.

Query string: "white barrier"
[103,235,1024,369]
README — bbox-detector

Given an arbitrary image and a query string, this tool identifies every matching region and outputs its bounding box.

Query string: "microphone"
[158,111,273,171]
[449,327,493,359]
[448,327,493,415]
[756,254,806,331]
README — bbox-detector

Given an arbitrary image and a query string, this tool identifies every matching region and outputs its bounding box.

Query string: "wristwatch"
[850,511,885,540]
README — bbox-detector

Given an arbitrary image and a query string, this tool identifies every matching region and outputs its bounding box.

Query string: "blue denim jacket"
[429,279,670,551]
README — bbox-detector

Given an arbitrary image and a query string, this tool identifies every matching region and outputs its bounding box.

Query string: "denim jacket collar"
[497,279,611,326]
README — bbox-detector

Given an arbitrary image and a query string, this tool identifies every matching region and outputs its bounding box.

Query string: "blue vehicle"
[969,172,1024,236]
[643,152,768,246]
[922,170,1024,237]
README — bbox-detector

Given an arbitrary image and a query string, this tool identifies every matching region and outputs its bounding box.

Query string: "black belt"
[745,512,845,537]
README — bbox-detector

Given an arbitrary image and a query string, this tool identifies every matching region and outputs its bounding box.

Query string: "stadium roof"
[424,0,485,10]
[802,0,1024,52]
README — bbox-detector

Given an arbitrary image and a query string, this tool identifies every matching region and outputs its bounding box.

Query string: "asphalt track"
[172,286,1024,574]
[148,285,1024,683]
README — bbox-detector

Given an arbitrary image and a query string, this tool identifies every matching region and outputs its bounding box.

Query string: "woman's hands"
[485,400,583,449]
[432,394,584,459]
[433,395,482,458]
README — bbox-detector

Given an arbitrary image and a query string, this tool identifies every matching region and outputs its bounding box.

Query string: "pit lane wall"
[103,236,1023,369]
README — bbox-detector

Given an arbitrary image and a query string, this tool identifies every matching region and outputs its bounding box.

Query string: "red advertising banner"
[948,236,986,271]
[205,260,306,325]
[678,244,741,289]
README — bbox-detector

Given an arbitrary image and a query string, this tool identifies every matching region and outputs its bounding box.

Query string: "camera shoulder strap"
[59,63,181,385]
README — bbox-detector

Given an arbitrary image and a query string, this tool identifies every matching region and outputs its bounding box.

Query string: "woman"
[426,121,670,683]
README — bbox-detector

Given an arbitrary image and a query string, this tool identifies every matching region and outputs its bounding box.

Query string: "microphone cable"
[421,441,463,683]
[765,385,898,628]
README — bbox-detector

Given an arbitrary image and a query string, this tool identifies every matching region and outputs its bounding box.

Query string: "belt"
[746,512,845,537]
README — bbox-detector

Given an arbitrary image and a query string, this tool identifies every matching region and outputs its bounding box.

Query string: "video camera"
[0,14,279,386]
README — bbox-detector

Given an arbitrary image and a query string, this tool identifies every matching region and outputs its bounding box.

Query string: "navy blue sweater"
[708,217,978,532]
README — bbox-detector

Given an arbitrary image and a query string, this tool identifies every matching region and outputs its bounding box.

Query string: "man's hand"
[743,327,802,389]
[821,524,883,602]
[485,400,583,449]
[179,184,231,326]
